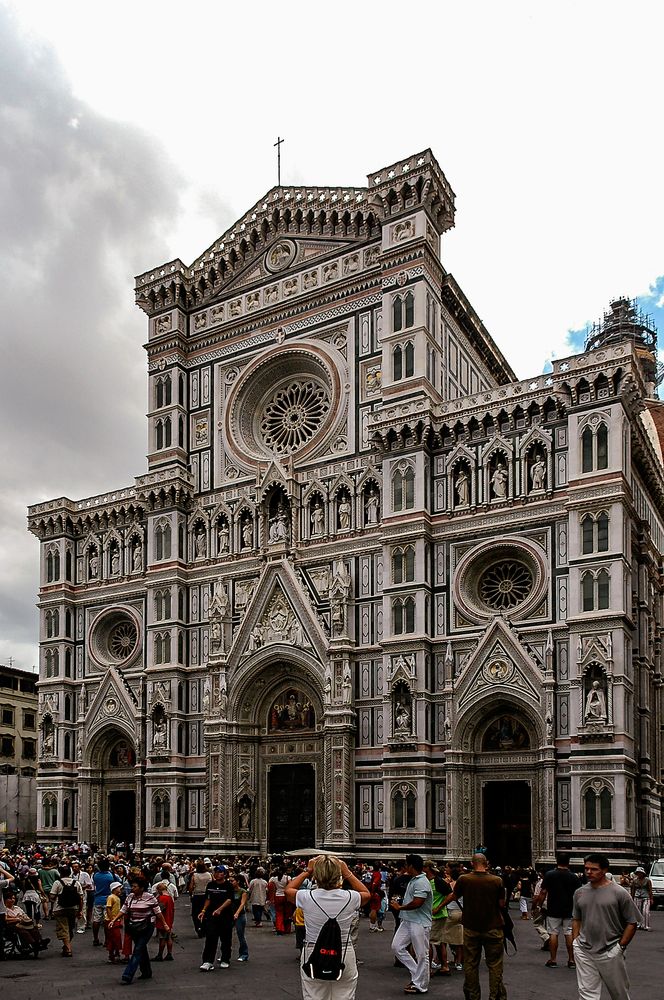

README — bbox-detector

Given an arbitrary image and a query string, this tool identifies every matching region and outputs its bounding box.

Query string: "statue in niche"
[324,667,332,702]
[338,496,352,530]
[342,663,352,703]
[455,468,469,507]
[333,560,352,596]
[76,735,82,761]
[219,674,228,719]
[110,549,120,575]
[530,453,546,491]
[331,598,345,637]
[584,679,607,722]
[41,719,55,757]
[132,543,143,572]
[241,518,254,550]
[289,618,304,647]
[311,502,324,536]
[395,695,411,734]
[545,709,554,740]
[152,710,168,752]
[210,584,229,619]
[491,461,508,499]
[89,551,99,578]
[195,528,207,558]
[203,677,211,714]
[218,521,230,553]
[443,717,451,742]
[365,490,379,525]
[239,799,251,831]
[268,503,289,543]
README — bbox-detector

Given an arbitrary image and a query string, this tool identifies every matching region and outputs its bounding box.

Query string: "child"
[105,882,123,963]
[154,880,175,961]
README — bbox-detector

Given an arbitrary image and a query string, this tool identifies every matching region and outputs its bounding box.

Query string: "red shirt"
[158,892,174,927]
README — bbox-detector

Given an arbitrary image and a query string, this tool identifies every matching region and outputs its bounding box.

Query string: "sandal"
[568,961,576,969]
[545,960,557,967]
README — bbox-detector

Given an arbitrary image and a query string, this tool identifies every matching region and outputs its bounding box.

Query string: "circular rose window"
[225,340,345,467]
[453,537,547,624]
[479,561,533,611]
[89,607,141,667]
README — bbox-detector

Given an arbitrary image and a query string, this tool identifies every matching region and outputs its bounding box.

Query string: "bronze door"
[268,763,315,853]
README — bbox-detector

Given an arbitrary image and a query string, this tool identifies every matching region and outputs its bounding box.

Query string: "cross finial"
[274,136,284,186]
[7,656,14,668]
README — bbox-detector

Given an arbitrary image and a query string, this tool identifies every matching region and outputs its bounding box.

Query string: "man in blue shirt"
[92,858,115,946]
[390,854,433,995]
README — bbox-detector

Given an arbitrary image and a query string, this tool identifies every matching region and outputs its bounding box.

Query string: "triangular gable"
[456,617,543,712]
[228,560,328,668]
[85,665,139,739]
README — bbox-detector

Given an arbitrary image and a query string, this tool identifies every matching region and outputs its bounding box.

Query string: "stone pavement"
[2,902,662,999]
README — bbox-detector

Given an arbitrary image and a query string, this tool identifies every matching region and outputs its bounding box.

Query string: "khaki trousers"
[462,927,506,1000]
[573,939,631,1000]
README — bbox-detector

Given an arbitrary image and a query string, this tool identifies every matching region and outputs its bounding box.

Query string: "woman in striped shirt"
[109,873,170,985]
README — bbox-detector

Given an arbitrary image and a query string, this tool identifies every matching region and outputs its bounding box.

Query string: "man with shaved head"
[444,853,507,1000]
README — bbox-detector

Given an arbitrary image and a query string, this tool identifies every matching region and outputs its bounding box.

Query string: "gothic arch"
[228,650,325,730]
[453,693,545,754]
[85,724,137,769]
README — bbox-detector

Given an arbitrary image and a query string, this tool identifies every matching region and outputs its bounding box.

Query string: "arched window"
[65,549,73,581]
[393,465,415,512]
[65,609,73,637]
[65,648,72,677]
[64,731,72,758]
[582,573,595,612]
[597,513,609,551]
[43,794,57,828]
[392,600,404,634]
[597,424,608,469]
[154,634,163,665]
[177,631,184,664]
[46,551,54,583]
[582,515,594,554]
[156,420,164,450]
[404,292,414,328]
[63,797,70,828]
[177,683,184,712]
[392,548,403,584]
[156,379,164,408]
[404,342,414,377]
[153,790,171,828]
[164,416,172,447]
[178,416,184,447]
[393,345,403,381]
[581,422,609,473]
[393,787,416,829]
[163,590,171,619]
[583,784,612,830]
[393,296,403,333]
[155,522,171,561]
[155,591,163,621]
[597,569,610,610]
[405,547,415,581]
[178,589,185,621]
[404,597,415,633]
[163,632,171,662]
[177,723,184,754]
[178,374,184,405]
[64,695,71,721]
[53,550,60,579]
[393,547,416,583]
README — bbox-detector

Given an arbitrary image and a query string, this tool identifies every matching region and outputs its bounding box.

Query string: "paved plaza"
[2,901,662,999]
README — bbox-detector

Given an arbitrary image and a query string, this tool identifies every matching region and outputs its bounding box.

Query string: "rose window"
[109,621,138,659]
[479,560,533,611]
[259,380,331,455]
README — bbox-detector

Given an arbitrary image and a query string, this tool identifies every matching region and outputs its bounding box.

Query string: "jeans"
[251,904,265,925]
[191,894,206,936]
[462,927,506,1000]
[235,912,248,959]
[122,925,154,982]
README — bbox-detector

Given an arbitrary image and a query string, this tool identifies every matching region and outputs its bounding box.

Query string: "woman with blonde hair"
[285,855,369,999]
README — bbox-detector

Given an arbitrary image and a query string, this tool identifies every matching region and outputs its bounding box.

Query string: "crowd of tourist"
[0,840,654,998]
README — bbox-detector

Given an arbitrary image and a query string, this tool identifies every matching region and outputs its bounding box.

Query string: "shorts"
[92,904,107,923]
[440,907,463,946]
[545,915,572,936]
[429,918,446,945]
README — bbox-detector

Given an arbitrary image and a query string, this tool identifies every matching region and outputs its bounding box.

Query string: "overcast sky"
[1,0,663,671]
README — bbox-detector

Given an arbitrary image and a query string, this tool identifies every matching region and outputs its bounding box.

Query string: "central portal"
[268,763,315,853]
[483,780,531,866]
[108,790,136,847]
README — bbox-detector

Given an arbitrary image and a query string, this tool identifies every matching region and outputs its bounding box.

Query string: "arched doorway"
[268,763,316,852]
[81,728,140,849]
[447,700,555,863]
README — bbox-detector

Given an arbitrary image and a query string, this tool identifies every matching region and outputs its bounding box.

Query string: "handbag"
[126,900,152,937]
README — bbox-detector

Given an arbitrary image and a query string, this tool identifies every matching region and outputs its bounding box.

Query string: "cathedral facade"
[28,149,663,864]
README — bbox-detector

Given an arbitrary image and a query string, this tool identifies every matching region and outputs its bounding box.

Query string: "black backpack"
[58,879,80,909]
[302,890,353,981]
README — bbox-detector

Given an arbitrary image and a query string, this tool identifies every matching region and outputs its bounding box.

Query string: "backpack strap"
[306,889,354,956]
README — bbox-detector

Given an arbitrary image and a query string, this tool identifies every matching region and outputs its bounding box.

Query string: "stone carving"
[342,663,352,703]
[303,270,318,289]
[343,254,360,274]
[443,716,451,742]
[490,461,508,499]
[195,528,207,558]
[545,709,554,741]
[151,680,170,706]
[235,579,255,612]
[323,262,338,283]
[110,549,120,575]
[268,503,289,543]
[311,502,324,536]
[393,219,415,243]
[210,584,229,619]
[239,798,251,831]
[152,708,168,752]
[283,278,298,297]
[229,299,242,318]
[244,592,308,654]
[203,677,211,714]
[366,367,382,394]
[41,718,55,758]
[338,497,352,530]
[217,521,230,553]
[455,468,470,507]
[394,695,412,736]
[530,454,546,491]
[365,490,379,525]
[266,241,294,272]
[483,657,513,683]
[156,315,172,334]
[241,518,254,550]
[219,673,228,719]
[310,567,330,596]
[265,285,278,303]
[89,551,99,578]
[132,543,143,572]
[195,419,209,447]
[246,292,260,311]
[211,304,224,323]
[584,679,607,722]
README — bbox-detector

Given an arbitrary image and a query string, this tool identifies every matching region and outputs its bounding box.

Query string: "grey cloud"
[0,9,229,668]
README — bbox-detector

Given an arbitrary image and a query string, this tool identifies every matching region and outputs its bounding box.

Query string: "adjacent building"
[0,664,38,843]
[28,149,663,863]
